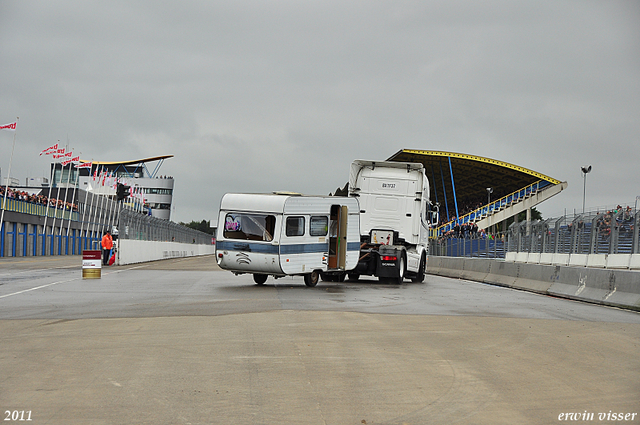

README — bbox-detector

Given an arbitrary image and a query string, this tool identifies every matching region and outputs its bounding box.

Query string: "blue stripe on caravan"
[281,241,362,254]
[280,243,327,254]
[218,240,362,255]
[216,240,279,254]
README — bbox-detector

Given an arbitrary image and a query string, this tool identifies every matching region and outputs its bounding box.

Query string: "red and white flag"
[39,143,59,156]
[0,122,17,131]
[75,161,92,169]
[61,158,73,166]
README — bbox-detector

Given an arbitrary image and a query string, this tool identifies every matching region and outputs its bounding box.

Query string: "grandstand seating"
[436,179,557,237]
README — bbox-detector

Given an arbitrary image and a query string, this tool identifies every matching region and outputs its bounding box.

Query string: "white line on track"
[0,265,144,300]
[0,277,81,299]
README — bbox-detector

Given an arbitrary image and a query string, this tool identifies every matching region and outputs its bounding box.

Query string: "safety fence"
[429,209,640,260]
[0,195,212,257]
[430,237,506,259]
[507,210,639,255]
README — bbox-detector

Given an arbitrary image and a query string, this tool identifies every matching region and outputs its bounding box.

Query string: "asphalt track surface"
[0,255,638,425]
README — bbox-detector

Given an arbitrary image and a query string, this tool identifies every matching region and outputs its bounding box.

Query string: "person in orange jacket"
[101,230,113,266]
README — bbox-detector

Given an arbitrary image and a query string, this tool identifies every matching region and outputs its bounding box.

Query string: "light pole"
[486,187,493,205]
[581,165,592,213]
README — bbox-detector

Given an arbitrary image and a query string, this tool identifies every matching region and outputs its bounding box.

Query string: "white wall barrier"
[504,252,640,270]
[427,256,640,312]
[117,239,216,265]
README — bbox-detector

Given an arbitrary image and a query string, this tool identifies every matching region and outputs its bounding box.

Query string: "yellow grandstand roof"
[387,149,562,208]
[79,155,173,166]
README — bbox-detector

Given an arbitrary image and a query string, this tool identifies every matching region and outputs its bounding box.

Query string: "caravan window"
[310,216,328,236]
[223,213,276,242]
[286,216,305,237]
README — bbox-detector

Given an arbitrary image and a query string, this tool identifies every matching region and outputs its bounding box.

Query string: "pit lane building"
[53,155,175,220]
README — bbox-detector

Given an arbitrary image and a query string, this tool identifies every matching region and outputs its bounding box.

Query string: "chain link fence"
[507,209,639,255]
[118,208,213,245]
[429,209,640,258]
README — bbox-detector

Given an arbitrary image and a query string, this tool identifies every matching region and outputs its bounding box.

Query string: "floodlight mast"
[581,165,592,214]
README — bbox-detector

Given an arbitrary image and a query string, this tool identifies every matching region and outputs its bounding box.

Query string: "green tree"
[505,207,543,228]
[179,219,214,235]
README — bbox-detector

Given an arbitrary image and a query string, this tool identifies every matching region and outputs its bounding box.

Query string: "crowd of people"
[594,206,635,238]
[437,222,496,240]
[0,185,78,212]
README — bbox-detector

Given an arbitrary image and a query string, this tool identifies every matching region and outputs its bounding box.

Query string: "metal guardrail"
[118,208,212,245]
[430,237,506,259]
[507,210,640,255]
[0,198,79,221]
[430,209,640,258]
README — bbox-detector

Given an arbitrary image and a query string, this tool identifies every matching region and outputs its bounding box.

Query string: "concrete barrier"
[459,258,492,282]
[630,255,640,270]
[539,253,554,265]
[587,254,607,268]
[552,253,570,266]
[515,252,529,263]
[510,263,555,294]
[118,239,216,265]
[485,260,519,287]
[527,253,540,264]
[510,252,637,270]
[568,254,588,267]
[606,254,630,269]
[427,256,640,312]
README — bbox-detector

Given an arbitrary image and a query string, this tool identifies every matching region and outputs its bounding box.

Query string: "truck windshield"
[223,213,276,242]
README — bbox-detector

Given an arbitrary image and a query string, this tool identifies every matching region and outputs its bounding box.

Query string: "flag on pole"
[61,158,74,166]
[39,143,59,156]
[75,161,92,169]
[0,122,17,131]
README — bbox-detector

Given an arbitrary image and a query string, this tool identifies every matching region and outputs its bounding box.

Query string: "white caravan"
[215,193,361,286]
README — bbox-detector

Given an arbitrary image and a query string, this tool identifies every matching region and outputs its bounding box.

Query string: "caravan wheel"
[253,274,268,285]
[304,271,319,287]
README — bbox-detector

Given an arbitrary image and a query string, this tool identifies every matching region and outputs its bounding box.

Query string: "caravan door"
[328,204,348,270]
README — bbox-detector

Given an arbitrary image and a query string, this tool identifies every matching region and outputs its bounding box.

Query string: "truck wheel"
[411,253,426,283]
[253,274,268,285]
[304,271,319,287]
[396,252,406,284]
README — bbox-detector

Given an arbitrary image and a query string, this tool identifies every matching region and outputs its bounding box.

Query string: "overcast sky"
[1,1,639,223]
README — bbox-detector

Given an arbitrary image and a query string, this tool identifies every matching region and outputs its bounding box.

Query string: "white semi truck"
[347,160,439,284]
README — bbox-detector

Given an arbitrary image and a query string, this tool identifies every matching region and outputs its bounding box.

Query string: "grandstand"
[53,155,175,220]
[387,150,568,237]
